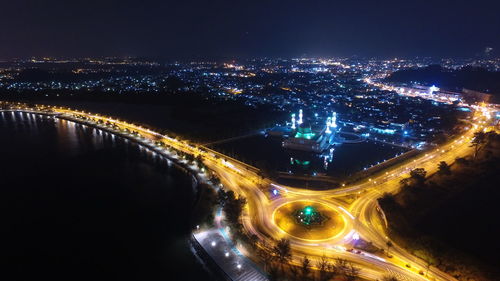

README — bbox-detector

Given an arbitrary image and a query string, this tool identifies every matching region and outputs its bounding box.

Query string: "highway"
[2,101,496,281]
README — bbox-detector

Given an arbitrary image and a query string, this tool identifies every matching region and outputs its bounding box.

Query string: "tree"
[437,161,451,175]
[344,263,360,281]
[399,177,411,188]
[334,258,360,281]
[217,188,227,204]
[184,153,195,163]
[273,238,292,273]
[217,189,246,241]
[289,264,302,281]
[248,234,259,248]
[316,255,336,281]
[195,155,204,169]
[267,262,281,281]
[300,256,311,281]
[470,131,487,159]
[333,258,349,276]
[257,242,274,272]
[210,174,221,186]
[386,240,393,257]
[410,168,427,183]
[223,191,246,226]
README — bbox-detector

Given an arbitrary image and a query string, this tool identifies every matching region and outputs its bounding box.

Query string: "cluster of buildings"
[1,56,494,147]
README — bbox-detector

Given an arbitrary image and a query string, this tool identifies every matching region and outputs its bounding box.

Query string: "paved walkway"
[193,215,268,281]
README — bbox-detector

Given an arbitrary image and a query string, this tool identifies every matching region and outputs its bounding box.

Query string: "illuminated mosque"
[282,109,343,153]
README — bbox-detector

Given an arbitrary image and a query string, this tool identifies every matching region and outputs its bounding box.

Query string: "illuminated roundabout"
[272,200,348,242]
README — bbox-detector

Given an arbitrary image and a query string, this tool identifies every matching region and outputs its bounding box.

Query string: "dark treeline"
[0,88,286,143]
[386,65,500,96]
[379,131,500,281]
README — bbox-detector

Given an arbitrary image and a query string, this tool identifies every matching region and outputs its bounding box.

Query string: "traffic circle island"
[272,200,346,241]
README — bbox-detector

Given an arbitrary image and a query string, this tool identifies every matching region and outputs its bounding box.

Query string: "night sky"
[1,0,499,59]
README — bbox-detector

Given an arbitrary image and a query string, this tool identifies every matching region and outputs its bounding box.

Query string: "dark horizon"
[1,0,499,60]
[2,54,499,62]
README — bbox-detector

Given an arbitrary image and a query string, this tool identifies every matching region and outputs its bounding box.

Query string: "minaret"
[291,113,296,129]
[298,109,303,125]
[325,117,332,134]
[331,112,337,128]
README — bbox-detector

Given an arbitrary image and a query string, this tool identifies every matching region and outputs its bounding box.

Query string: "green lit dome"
[295,123,315,139]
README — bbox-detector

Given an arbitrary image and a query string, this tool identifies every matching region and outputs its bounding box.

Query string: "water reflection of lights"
[321,147,335,170]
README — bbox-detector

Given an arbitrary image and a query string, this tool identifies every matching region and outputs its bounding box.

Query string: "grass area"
[332,194,358,205]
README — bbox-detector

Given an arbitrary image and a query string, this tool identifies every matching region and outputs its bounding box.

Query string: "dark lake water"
[0,111,211,281]
[210,135,408,178]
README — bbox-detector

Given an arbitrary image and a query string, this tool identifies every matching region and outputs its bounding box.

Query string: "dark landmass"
[386,65,500,96]
[0,89,286,143]
[379,132,500,280]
